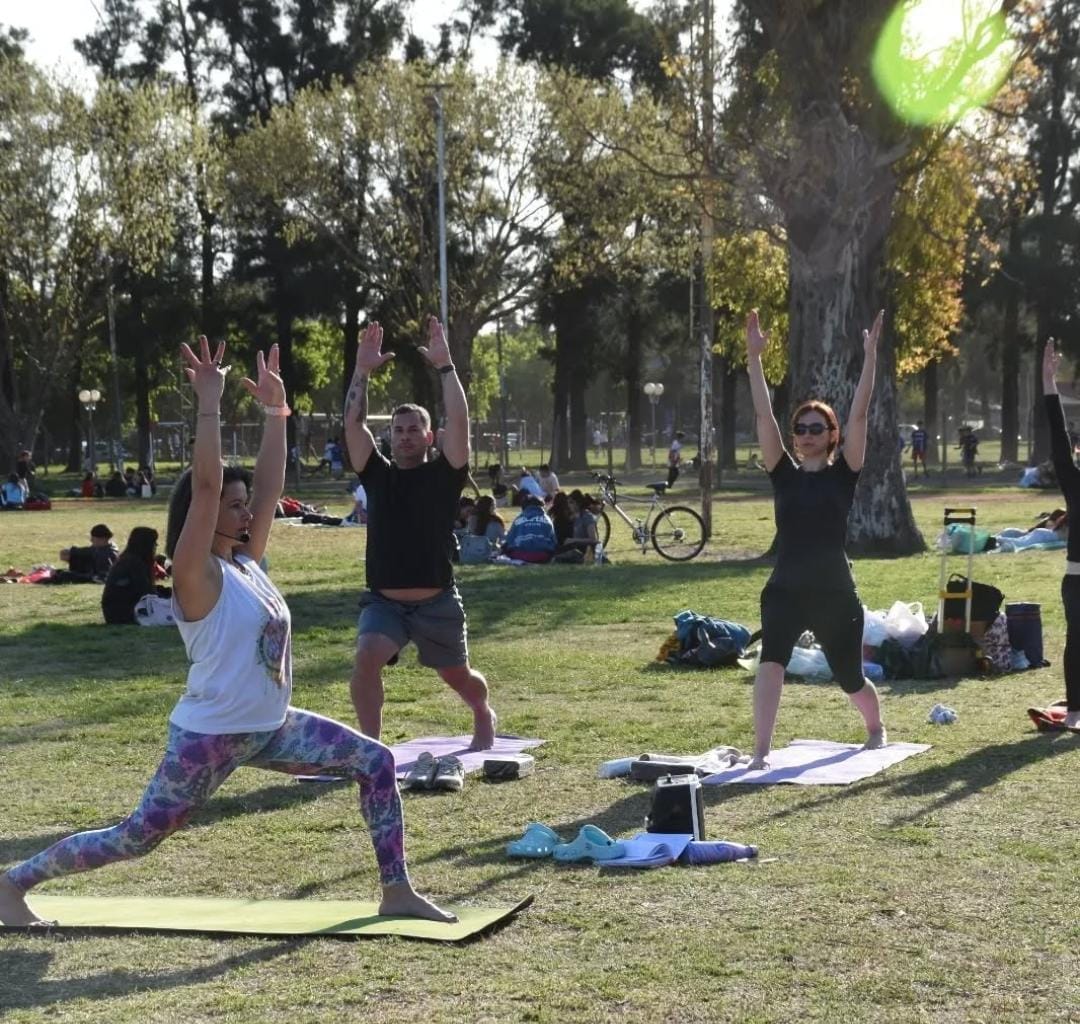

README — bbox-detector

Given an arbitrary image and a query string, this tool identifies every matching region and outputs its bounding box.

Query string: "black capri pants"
[759,581,866,693]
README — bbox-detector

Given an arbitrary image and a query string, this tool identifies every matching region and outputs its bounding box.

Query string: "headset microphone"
[215,530,251,544]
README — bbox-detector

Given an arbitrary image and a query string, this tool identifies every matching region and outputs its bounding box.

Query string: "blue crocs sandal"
[506,822,562,858]
[552,824,627,863]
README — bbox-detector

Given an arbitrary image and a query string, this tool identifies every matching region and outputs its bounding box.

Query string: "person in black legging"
[1042,338,1080,731]
[744,308,888,769]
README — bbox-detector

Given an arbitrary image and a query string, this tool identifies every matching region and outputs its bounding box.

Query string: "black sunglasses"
[793,423,829,436]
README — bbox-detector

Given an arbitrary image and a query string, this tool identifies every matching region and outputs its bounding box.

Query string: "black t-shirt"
[1046,394,1080,562]
[768,451,860,590]
[359,452,469,589]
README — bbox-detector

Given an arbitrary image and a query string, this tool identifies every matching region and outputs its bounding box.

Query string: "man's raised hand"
[417,315,452,370]
[354,322,393,376]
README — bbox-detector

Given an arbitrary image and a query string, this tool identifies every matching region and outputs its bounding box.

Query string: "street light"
[78,388,102,475]
[643,382,665,468]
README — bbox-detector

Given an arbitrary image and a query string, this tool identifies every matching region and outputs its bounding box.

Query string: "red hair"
[790,400,840,458]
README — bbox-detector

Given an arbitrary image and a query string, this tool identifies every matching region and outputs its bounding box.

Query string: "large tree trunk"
[550,331,570,470]
[999,219,1021,464]
[718,354,737,470]
[923,360,940,466]
[624,295,643,470]
[784,150,923,554]
[568,371,588,469]
[131,284,152,468]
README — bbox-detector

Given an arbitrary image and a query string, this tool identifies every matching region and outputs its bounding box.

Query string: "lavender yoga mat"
[391,735,544,779]
[295,735,546,783]
[701,738,930,786]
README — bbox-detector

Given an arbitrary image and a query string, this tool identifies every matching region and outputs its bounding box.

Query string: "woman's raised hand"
[241,343,286,407]
[180,335,228,407]
[1044,337,1061,378]
[863,310,884,356]
[746,310,768,359]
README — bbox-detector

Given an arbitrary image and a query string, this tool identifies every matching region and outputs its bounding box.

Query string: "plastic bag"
[786,646,833,680]
[737,645,833,680]
[883,601,927,647]
[863,607,889,646]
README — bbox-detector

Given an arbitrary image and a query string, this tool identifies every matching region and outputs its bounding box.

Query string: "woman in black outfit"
[1042,338,1080,731]
[745,308,888,769]
[102,526,170,625]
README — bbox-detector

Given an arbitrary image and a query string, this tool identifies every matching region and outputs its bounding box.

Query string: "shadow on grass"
[402,787,656,900]
[697,733,1074,829]
[0,938,302,1013]
[0,777,345,866]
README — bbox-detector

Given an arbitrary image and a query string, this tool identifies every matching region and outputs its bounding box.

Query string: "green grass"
[1,482,1078,1024]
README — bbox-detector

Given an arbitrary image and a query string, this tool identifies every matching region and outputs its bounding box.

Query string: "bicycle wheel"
[650,506,706,561]
[597,509,611,548]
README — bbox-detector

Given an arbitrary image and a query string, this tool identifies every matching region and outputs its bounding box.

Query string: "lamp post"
[78,388,102,475]
[429,84,450,331]
[643,382,664,468]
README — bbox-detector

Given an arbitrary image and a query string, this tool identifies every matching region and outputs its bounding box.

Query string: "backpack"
[459,532,494,564]
[670,611,755,668]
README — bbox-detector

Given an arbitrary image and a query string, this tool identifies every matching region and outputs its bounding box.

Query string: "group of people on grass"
[3,311,1079,932]
[56,522,171,623]
[453,487,602,564]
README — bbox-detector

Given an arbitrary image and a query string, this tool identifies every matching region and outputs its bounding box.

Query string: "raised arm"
[1042,338,1080,485]
[842,310,882,472]
[238,344,287,564]
[419,316,469,469]
[746,310,784,472]
[344,322,393,474]
[171,336,228,617]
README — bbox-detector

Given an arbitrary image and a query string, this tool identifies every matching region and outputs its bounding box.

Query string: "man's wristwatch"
[438,364,456,375]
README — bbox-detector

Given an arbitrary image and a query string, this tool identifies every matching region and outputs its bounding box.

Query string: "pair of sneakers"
[402,752,465,792]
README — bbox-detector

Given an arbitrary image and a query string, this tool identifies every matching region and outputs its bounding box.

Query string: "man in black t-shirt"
[343,316,496,749]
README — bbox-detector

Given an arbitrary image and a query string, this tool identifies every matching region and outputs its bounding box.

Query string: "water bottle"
[863,661,884,682]
[593,541,604,565]
[681,840,758,865]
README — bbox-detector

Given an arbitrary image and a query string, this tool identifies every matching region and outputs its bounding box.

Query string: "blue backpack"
[670,610,755,668]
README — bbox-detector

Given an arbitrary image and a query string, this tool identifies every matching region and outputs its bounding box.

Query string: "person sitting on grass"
[104,470,128,498]
[1,472,27,509]
[549,491,574,548]
[0,335,456,928]
[502,495,557,563]
[467,495,505,545]
[101,526,172,625]
[60,523,119,580]
[552,490,601,564]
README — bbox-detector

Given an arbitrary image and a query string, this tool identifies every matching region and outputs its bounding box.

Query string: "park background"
[2,1,1080,1022]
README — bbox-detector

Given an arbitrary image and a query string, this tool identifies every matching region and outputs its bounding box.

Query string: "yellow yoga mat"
[7,894,533,942]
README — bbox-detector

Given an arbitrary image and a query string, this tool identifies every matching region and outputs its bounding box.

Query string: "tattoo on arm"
[345,374,369,424]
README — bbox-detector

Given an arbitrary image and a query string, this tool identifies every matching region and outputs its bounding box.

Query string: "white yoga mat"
[701,739,930,786]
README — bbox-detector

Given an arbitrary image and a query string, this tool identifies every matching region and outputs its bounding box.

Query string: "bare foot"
[743,754,770,771]
[864,726,888,750]
[468,705,497,751]
[0,875,48,927]
[378,882,458,923]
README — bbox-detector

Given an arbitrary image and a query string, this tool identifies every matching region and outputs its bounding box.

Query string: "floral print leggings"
[6,708,408,891]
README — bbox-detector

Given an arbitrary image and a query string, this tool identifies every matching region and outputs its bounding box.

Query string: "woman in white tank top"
[0,338,455,927]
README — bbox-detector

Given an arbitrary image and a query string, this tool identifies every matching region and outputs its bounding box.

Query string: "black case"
[646,774,705,839]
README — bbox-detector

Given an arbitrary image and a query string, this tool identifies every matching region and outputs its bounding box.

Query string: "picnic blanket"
[701,738,930,786]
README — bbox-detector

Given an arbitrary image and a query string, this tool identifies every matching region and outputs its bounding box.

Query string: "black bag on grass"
[944,574,1004,623]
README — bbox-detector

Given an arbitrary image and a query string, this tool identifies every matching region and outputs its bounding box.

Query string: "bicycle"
[591,473,706,561]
